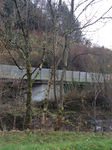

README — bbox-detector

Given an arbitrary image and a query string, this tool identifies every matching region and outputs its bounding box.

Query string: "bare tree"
[55,0,112,130]
[0,0,46,129]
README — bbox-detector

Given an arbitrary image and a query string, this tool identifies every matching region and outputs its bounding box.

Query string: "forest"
[0,0,112,149]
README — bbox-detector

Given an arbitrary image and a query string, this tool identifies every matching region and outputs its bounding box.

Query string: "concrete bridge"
[0,64,110,101]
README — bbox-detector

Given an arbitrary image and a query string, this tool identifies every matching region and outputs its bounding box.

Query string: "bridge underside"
[0,78,61,101]
[0,78,102,102]
[32,83,61,101]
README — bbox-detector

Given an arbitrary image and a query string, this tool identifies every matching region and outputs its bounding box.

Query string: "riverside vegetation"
[0,131,112,150]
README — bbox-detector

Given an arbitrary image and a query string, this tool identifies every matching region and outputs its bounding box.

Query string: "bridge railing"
[0,64,110,83]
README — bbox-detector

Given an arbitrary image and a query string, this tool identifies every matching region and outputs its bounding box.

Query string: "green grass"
[0,131,112,150]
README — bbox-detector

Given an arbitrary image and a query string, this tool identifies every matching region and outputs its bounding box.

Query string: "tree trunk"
[53,27,58,103]
[25,61,32,129]
[55,68,65,131]
[13,115,16,130]
[55,0,74,130]
[41,68,54,129]
[41,98,47,130]
[55,35,69,131]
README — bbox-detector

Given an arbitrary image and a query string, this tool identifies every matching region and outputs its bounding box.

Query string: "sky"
[86,19,112,49]
[63,0,112,50]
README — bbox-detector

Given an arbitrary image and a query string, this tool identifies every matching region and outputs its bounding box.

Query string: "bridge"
[0,64,110,101]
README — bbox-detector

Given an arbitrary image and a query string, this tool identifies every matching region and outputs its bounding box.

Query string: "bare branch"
[74,0,90,12]
[47,0,55,24]
[75,0,95,21]
[12,0,31,54]
[31,44,46,83]
[80,5,112,29]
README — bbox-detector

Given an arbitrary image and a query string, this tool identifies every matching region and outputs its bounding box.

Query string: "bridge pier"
[32,83,60,101]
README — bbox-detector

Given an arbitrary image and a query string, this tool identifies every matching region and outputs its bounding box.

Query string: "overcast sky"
[87,18,112,49]
[63,0,112,49]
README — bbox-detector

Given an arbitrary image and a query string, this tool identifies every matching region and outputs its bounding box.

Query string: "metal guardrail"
[0,64,110,83]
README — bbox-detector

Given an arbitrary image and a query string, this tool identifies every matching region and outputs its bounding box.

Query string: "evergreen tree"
[60,2,82,43]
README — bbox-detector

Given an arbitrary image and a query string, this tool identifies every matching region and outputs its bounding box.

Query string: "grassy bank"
[0,131,112,150]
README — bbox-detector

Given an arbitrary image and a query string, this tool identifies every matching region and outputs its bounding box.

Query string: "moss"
[25,62,32,129]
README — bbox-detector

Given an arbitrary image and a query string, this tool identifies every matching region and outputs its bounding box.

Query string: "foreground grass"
[0,131,112,150]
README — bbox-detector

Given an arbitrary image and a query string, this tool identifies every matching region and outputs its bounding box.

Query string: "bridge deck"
[0,64,110,83]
